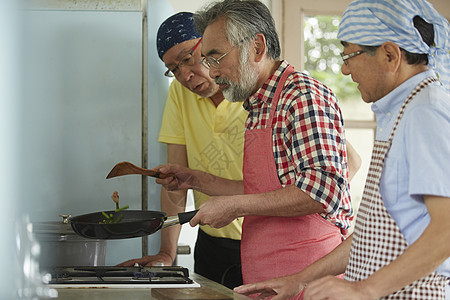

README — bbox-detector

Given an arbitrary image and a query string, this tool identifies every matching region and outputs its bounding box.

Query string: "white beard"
[216,46,259,102]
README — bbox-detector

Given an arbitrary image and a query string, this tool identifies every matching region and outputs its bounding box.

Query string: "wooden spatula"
[106,162,174,179]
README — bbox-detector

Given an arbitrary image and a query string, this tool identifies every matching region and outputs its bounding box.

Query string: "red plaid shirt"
[243,61,353,235]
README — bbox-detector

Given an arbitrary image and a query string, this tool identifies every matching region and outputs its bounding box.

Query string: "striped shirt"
[243,60,353,235]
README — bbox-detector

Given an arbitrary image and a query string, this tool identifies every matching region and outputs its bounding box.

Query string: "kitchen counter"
[42,272,252,300]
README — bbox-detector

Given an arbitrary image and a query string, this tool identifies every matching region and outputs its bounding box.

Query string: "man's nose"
[208,67,220,80]
[341,62,350,76]
[179,65,195,81]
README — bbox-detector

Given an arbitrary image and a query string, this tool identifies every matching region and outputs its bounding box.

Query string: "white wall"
[0,2,20,298]
[21,9,145,265]
[18,0,174,268]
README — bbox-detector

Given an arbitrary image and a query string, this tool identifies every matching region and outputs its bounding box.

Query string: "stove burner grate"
[47,266,193,285]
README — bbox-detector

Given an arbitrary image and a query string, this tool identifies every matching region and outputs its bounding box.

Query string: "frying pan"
[69,210,198,239]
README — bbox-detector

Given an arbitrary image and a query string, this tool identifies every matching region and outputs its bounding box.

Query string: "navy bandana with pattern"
[156,12,201,60]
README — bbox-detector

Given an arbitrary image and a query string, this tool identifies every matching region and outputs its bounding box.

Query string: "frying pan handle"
[178,210,199,225]
[162,210,199,229]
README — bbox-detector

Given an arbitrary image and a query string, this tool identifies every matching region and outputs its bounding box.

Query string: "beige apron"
[345,77,449,299]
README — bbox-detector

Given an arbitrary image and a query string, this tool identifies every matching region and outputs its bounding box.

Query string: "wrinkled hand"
[153,164,199,191]
[304,276,372,300]
[190,196,239,228]
[116,252,172,267]
[234,274,306,300]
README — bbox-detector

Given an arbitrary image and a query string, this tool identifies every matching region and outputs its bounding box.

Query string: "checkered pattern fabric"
[243,60,353,235]
[345,77,449,298]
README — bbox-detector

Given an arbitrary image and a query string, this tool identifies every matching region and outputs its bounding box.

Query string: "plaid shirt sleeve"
[275,72,353,233]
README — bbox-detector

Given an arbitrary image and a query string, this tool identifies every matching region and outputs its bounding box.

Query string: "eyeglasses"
[340,50,365,65]
[164,38,203,78]
[199,45,237,70]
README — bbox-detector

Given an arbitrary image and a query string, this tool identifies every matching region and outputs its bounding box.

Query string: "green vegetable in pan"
[100,191,129,224]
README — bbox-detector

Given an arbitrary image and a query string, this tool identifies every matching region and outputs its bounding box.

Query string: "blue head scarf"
[338,0,450,92]
[156,12,201,61]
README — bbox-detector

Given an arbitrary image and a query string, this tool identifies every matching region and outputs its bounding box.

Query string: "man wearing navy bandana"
[235,0,450,299]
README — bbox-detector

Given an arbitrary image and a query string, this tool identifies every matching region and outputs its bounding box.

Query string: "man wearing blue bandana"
[234,0,450,299]
[118,12,247,288]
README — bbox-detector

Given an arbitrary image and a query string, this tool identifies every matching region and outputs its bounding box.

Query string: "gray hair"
[194,0,281,60]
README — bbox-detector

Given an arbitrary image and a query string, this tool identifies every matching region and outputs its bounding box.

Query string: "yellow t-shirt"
[158,80,248,240]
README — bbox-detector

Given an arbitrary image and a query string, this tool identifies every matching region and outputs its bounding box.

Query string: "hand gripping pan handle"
[162,210,199,229]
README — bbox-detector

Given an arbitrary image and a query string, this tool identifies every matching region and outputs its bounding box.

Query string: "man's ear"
[380,41,402,72]
[253,33,266,62]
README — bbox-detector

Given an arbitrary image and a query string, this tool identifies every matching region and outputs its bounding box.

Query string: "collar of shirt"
[243,60,289,112]
[371,69,437,141]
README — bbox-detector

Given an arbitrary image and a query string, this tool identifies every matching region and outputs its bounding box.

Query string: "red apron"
[241,65,343,293]
[345,77,449,299]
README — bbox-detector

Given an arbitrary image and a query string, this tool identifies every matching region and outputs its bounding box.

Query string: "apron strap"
[268,64,295,128]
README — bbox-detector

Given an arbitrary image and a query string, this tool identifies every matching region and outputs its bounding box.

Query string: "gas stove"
[45,266,200,288]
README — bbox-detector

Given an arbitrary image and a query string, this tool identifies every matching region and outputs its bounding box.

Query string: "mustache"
[214,77,231,85]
